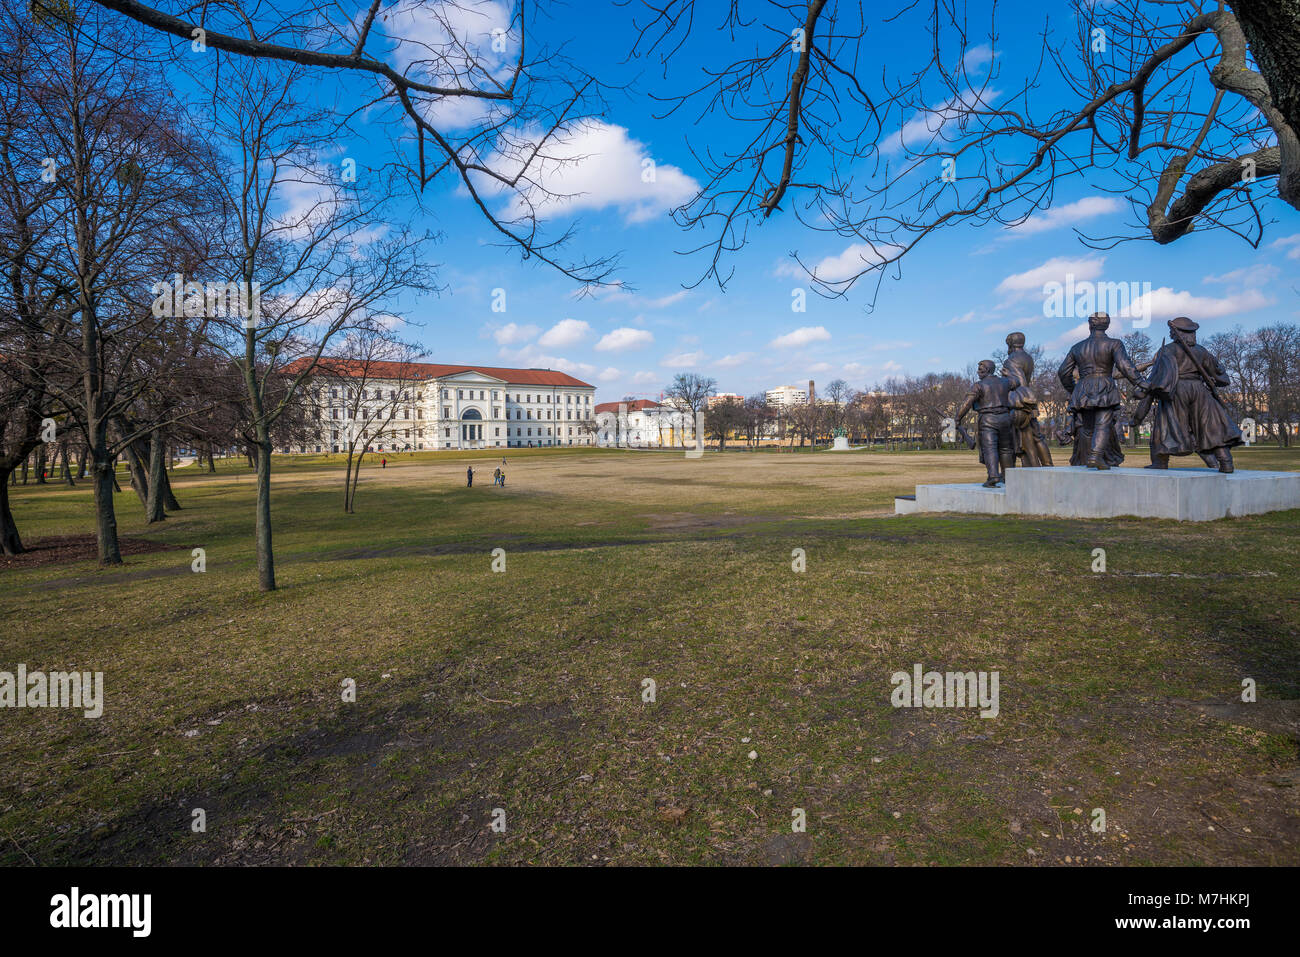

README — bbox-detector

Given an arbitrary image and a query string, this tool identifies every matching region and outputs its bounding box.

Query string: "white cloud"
[715,352,753,368]
[661,351,706,367]
[1127,287,1271,322]
[1270,233,1300,260]
[492,322,540,345]
[996,256,1105,298]
[577,284,688,309]
[942,310,979,327]
[770,326,831,349]
[1006,197,1122,236]
[961,44,994,73]
[484,120,698,224]
[537,318,591,348]
[870,339,913,352]
[632,371,658,385]
[775,242,903,284]
[1204,264,1278,286]
[376,1,518,131]
[595,327,654,351]
[882,86,1001,156]
[597,367,622,383]
[498,343,597,379]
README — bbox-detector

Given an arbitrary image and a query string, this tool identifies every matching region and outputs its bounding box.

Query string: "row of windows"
[318,386,595,404]
[444,388,591,404]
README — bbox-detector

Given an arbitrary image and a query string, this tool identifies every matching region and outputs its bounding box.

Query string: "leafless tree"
[85,0,617,288]
[626,1,1300,299]
[663,372,716,447]
[13,5,221,563]
[316,328,427,512]
[198,58,436,590]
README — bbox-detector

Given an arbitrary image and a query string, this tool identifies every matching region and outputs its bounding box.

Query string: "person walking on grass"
[466,466,474,488]
[381,457,387,469]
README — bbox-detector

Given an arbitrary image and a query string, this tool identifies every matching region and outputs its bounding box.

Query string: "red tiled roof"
[594,399,665,414]
[283,357,593,388]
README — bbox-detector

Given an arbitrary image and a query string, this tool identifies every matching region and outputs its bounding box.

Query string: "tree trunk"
[124,438,150,505]
[34,445,46,484]
[254,439,275,591]
[93,455,122,564]
[61,444,75,486]
[145,430,167,523]
[161,466,181,511]
[0,472,23,556]
[1229,0,1300,208]
[207,446,217,472]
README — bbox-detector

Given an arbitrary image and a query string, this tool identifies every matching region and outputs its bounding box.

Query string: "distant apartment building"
[707,392,744,407]
[765,385,808,408]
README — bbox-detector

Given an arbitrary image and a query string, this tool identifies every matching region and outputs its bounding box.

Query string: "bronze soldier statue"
[1133,316,1243,472]
[956,359,1015,487]
[1000,332,1053,467]
[1057,312,1146,470]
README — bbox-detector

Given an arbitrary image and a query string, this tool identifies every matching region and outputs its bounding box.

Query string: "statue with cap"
[1057,312,1147,470]
[1133,316,1242,472]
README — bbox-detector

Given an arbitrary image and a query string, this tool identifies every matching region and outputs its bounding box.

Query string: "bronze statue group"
[956,313,1243,489]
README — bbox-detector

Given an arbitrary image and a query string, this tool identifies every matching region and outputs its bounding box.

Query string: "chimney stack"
[808,379,815,404]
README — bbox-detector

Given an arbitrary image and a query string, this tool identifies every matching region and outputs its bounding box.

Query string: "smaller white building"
[594,399,689,448]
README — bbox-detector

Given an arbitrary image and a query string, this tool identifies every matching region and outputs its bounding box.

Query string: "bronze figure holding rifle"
[1133,316,1242,472]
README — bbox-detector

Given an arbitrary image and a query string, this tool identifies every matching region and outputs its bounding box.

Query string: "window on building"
[444,428,450,437]
[494,427,500,436]
[443,407,450,418]
[493,407,499,418]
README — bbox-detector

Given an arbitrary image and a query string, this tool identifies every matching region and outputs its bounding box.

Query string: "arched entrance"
[460,407,484,447]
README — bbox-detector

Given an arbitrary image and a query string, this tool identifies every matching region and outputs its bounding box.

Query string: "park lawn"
[0,446,1297,865]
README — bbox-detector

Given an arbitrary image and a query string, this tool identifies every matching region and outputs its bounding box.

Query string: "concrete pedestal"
[894,466,1300,521]
[831,436,850,451]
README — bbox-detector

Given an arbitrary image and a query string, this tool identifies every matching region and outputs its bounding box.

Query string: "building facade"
[283,360,597,452]
[765,385,808,408]
[594,399,689,447]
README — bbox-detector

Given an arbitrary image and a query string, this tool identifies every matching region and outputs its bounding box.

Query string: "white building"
[765,385,808,408]
[594,399,689,448]
[283,359,597,452]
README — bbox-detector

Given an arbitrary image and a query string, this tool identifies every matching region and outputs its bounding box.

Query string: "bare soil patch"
[0,534,179,570]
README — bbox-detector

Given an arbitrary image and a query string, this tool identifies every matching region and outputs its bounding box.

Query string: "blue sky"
[318,0,1300,401]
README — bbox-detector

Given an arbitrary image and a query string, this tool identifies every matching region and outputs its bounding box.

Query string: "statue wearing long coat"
[1144,340,1243,458]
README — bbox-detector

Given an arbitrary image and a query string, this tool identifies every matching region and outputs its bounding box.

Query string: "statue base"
[894,466,1300,521]
[831,436,850,451]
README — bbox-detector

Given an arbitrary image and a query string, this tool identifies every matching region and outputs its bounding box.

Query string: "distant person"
[499,471,505,487]
[381,457,387,469]
[466,466,474,487]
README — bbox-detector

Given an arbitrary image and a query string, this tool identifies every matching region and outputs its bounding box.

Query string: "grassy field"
[1,445,1297,866]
